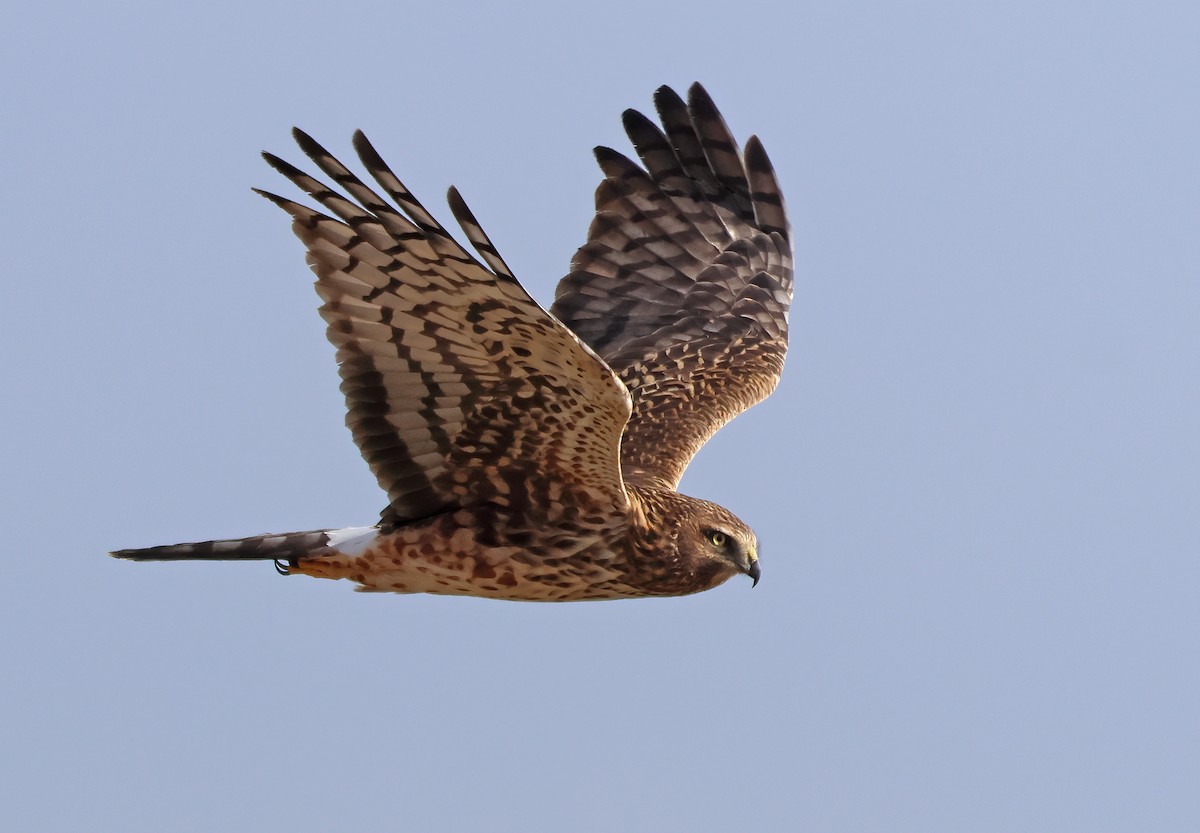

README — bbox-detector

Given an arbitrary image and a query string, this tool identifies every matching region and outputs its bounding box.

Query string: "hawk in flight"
[112,83,793,601]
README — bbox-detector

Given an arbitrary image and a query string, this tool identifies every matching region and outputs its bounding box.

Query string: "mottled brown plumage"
[111,83,793,601]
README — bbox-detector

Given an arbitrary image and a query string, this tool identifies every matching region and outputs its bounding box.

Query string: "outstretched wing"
[550,83,793,491]
[258,130,631,529]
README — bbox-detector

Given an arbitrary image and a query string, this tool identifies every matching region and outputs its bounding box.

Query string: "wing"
[550,83,793,491]
[257,130,632,529]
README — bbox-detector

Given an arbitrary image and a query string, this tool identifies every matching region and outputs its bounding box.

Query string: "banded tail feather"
[109,526,378,568]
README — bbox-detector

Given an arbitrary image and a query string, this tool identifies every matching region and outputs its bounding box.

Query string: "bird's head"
[673,498,761,590]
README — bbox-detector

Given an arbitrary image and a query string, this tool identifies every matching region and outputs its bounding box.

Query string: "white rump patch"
[325,526,379,557]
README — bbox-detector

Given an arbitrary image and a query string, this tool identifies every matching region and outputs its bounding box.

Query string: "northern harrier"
[112,83,793,601]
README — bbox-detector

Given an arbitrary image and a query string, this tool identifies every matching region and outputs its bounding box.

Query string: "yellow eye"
[705,530,728,548]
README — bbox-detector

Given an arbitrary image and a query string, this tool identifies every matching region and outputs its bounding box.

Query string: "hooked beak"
[746,558,761,587]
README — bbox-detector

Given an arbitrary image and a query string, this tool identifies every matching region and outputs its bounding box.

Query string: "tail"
[109,526,378,571]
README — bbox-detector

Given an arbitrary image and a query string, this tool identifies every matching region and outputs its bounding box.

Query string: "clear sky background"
[2,1,1197,831]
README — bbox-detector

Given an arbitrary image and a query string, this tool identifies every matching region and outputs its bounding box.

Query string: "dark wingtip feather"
[686,83,729,133]
[654,84,687,114]
[251,186,289,207]
[261,151,304,179]
[351,130,385,169]
[620,107,652,134]
[593,145,644,179]
[290,127,330,163]
[743,135,790,239]
[686,82,729,138]
[446,185,516,280]
[685,82,753,217]
[621,108,663,163]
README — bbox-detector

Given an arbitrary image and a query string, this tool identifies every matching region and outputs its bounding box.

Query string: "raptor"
[111,83,793,601]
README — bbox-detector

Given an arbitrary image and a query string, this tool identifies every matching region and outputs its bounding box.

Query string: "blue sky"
[2,1,1197,831]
